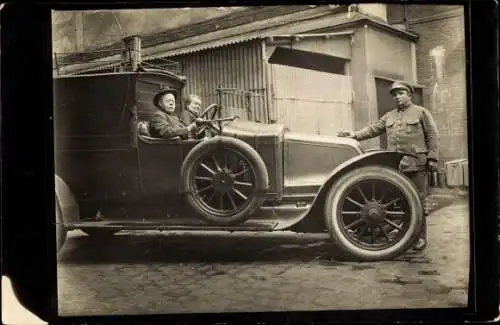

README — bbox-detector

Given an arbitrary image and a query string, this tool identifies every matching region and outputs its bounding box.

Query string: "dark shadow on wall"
[268,46,348,75]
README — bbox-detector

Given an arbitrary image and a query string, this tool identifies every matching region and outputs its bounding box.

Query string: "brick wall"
[387,5,467,164]
[388,5,461,23]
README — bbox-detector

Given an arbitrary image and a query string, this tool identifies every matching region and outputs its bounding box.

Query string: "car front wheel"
[181,136,269,225]
[324,166,423,261]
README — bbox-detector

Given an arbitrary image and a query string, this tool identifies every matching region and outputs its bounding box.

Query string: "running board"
[67,218,279,232]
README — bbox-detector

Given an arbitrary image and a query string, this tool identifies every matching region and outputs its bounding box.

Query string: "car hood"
[221,120,364,153]
[284,132,364,153]
[221,120,288,140]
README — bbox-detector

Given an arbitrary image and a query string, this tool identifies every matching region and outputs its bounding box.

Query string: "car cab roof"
[53,68,187,84]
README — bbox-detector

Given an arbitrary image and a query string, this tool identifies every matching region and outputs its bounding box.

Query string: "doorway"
[375,77,423,148]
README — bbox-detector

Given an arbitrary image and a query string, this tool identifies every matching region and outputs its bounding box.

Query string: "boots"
[412,210,428,251]
[413,237,427,251]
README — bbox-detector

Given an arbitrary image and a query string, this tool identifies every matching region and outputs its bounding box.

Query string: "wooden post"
[54,53,60,76]
[217,85,222,132]
[403,4,409,30]
[262,40,274,124]
[245,92,252,120]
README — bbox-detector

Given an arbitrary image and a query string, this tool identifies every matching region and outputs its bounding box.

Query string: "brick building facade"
[387,5,467,164]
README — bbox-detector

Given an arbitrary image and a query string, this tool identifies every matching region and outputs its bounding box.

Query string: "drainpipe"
[121,35,142,71]
[403,4,409,30]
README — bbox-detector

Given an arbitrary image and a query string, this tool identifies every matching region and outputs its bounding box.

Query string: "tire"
[324,166,423,261]
[55,197,67,255]
[181,136,269,225]
[81,228,119,237]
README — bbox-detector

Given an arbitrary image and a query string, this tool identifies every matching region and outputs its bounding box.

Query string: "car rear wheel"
[324,166,423,261]
[181,136,269,225]
[55,197,67,255]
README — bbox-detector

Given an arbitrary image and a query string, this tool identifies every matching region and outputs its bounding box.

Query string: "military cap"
[153,88,177,108]
[390,81,414,95]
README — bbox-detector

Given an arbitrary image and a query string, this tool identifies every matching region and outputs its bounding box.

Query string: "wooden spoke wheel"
[324,166,423,261]
[181,137,269,225]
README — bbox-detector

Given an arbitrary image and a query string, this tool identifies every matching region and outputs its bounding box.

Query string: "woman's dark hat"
[153,88,177,108]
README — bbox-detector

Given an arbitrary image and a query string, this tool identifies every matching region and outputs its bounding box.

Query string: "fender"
[309,150,411,210]
[274,150,416,230]
[54,175,80,225]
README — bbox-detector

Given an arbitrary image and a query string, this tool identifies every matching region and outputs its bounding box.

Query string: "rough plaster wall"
[349,26,380,151]
[51,8,246,53]
[358,27,414,151]
[366,28,413,81]
[357,4,387,22]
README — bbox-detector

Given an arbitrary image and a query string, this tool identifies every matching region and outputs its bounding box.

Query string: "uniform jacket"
[149,109,190,139]
[354,103,439,172]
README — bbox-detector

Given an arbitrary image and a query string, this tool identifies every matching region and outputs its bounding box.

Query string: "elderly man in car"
[148,89,207,139]
[338,81,439,251]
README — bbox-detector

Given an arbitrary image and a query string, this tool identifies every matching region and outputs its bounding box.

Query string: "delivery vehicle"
[54,67,424,261]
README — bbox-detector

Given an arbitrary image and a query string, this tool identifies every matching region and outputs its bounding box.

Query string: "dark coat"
[354,103,439,172]
[148,110,190,139]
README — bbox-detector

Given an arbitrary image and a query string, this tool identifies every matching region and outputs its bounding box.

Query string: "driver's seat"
[137,120,151,137]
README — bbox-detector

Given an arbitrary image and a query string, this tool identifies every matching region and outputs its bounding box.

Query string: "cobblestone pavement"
[57,197,469,316]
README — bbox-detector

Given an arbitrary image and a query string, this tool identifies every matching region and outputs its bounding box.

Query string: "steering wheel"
[199,103,219,120]
[194,104,222,138]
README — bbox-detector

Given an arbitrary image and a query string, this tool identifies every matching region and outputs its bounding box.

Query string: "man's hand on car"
[337,129,356,138]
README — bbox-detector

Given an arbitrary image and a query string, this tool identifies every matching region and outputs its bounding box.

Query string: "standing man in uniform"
[337,81,439,251]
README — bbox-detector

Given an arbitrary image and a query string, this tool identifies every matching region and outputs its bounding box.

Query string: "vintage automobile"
[54,67,424,261]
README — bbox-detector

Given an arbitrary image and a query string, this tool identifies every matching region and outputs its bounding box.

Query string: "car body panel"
[283,132,363,197]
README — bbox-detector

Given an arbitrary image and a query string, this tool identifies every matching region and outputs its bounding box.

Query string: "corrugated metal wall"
[272,64,353,136]
[169,40,269,123]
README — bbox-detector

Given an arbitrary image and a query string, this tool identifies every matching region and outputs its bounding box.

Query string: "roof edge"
[56,5,356,70]
[142,5,350,59]
[318,16,419,42]
[54,6,328,63]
